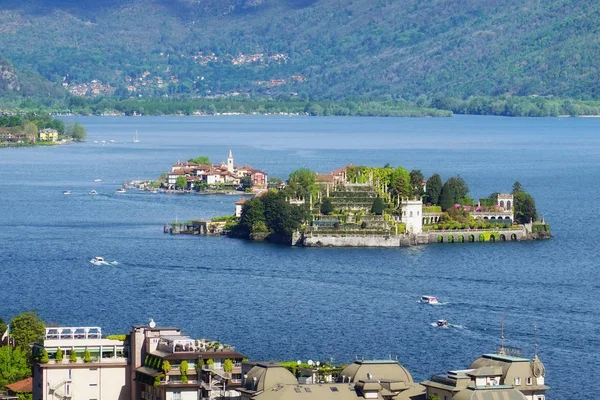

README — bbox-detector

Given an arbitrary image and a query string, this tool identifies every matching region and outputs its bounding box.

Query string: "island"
[0,112,86,147]
[168,165,551,247]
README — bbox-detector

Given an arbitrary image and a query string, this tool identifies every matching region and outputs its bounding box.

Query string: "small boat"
[421,295,439,305]
[94,179,102,182]
[63,190,71,195]
[90,190,98,195]
[116,188,126,194]
[436,319,449,327]
[90,257,118,266]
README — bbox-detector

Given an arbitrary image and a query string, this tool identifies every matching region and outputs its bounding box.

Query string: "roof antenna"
[498,313,506,355]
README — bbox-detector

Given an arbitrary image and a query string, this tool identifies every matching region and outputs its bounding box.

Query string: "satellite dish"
[149,318,156,328]
[307,360,314,366]
[297,360,302,366]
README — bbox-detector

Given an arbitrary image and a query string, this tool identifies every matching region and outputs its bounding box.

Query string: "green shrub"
[224,359,233,373]
[56,348,63,362]
[106,334,127,341]
[69,351,77,363]
[83,348,92,363]
[40,349,49,363]
[162,360,171,374]
[479,234,485,242]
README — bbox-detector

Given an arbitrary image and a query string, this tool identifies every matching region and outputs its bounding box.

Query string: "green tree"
[188,156,211,165]
[0,346,31,389]
[10,311,45,361]
[206,359,214,367]
[238,197,266,235]
[175,176,187,190]
[512,181,523,193]
[440,182,454,211]
[445,176,469,204]
[0,318,6,338]
[55,348,63,362]
[83,348,91,363]
[287,168,317,198]
[23,122,38,143]
[409,169,425,196]
[223,359,233,373]
[514,191,538,224]
[39,349,49,364]
[371,197,385,215]
[389,167,411,200]
[72,124,87,141]
[320,197,334,215]
[426,174,443,205]
[241,176,253,190]
[69,351,77,363]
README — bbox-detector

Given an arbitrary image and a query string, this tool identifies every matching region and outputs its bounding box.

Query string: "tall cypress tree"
[440,182,454,211]
[426,174,443,205]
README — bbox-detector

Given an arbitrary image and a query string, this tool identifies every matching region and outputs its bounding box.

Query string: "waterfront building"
[422,352,549,400]
[130,323,245,400]
[166,151,267,190]
[38,128,58,142]
[32,327,129,400]
[239,359,425,400]
[400,198,424,234]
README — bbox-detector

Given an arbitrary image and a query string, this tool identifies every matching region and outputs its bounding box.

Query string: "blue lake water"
[1,115,599,399]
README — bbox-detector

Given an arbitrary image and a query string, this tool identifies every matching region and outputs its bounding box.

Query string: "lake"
[1,115,598,399]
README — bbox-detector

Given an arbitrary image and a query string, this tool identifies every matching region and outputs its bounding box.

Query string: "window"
[514,377,521,385]
[330,387,339,392]
[68,369,72,379]
[294,388,302,393]
[172,391,181,400]
[89,384,98,387]
[526,377,533,385]
[305,388,311,393]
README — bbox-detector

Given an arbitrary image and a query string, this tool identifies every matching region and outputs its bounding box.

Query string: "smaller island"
[0,112,86,147]
[170,165,551,247]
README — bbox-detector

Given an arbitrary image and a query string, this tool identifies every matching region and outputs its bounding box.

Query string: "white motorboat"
[116,188,126,194]
[63,190,71,195]
[421,295,439,305]
[94,179,102,182]
[436,319,449,327]
[90,257,118,266]
[90,190,98,195]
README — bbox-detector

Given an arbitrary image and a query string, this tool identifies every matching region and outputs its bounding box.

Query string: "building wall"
[41,364,129,400]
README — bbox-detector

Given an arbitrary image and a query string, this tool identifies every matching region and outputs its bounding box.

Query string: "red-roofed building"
[6,378,32,396]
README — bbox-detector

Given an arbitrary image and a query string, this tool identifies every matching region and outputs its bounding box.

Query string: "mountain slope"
[0,0,599,99]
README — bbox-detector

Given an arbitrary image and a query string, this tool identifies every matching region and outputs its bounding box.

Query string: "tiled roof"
[6,378,32,393]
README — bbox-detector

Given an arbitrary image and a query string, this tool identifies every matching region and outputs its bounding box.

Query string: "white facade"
[33,327,129,400]
[401,198,424,234]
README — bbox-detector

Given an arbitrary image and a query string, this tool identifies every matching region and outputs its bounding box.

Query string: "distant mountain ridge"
[0,0,599,100]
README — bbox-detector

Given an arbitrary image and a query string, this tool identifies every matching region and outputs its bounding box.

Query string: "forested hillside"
[0,0,599,100]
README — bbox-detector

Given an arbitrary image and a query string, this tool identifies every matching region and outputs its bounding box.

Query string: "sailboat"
[133,130,140,143]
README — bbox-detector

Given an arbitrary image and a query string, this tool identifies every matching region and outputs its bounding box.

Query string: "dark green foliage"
[287,168,316,197]
[237,197,267,235]
[55,348,63,362]
[444,176,469,204]
[371,197,385,215]
[514,191,538,224]
[320,197,334,215]
[440,182,454,211]
[409,170,425,197]
[0,318,6,338]
[425,174,442,205]
[69,350,77,363]
[512,181,523,193]
[241,176,253,190]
